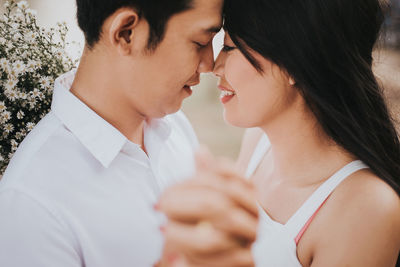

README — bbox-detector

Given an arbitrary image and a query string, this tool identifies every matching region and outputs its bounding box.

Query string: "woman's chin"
[223,111,258,128]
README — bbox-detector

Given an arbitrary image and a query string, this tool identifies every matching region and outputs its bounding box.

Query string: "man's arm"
[0,188,82,267]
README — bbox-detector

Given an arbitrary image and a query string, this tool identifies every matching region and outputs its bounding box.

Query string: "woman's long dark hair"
[224,0,400,196]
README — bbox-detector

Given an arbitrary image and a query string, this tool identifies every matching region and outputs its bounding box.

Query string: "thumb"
[195,145,216,172]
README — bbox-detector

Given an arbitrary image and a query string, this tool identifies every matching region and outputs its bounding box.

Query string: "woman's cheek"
[224,55,249,90]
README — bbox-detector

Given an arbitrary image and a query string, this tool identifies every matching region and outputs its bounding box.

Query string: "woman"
[159,0,400,266]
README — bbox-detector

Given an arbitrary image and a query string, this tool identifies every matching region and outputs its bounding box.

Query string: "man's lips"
[183,85,193,96]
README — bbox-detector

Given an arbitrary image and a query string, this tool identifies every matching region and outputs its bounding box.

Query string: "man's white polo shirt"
[0,71,198,267]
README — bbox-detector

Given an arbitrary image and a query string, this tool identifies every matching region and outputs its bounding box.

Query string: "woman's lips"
[218,85,236,104]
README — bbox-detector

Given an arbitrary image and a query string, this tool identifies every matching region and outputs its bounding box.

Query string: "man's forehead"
[167,0,223,34]
[186,0,223,23]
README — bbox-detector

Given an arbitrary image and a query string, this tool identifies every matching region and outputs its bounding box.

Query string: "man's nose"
[197,44,215,74]
[212,51,225,78]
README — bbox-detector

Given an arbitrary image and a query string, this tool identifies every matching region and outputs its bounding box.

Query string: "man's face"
[116,0,223,118]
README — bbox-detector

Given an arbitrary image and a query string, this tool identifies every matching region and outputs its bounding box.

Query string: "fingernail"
[167,253,179,263]
[160,225,166,233]
[153,203,160,210]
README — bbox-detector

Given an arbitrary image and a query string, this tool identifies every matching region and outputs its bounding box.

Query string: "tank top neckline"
[245,133,369,237]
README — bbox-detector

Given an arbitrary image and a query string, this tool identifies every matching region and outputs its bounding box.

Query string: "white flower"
[4,123,14,133]
[8,152,14,159]
[4,89,18,101]
[15,131,24,140]
[11,11,24,22]
[21,44,29,50]
[17,110,25,119]
[39,76,51,89]
[26,122,35,131]
[35,61,42,70]
[20,50,30,59]
[18,91,28,99]
[0,58,9,70]
[1,111,12,123]
[12,32,23,42]
[28,95,37,107]
[31,88,41,98]
[0,101,6,112]
[11,139,19,152]
[26,59,38,72]
[4,78,18,91]
[10,22,19,29]
[6,42,13,51]
[0,1,80,174]
[53,48,65,58]
[24,31,38,43]
[17,1,29,10]
[12,60,26,76]
[2,15,9,23]
[26,8,37,16]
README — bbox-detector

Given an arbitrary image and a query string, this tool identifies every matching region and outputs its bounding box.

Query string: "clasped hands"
[156,148,259,267]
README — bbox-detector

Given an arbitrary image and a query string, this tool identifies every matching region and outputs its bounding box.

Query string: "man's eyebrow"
[203,25,222,34]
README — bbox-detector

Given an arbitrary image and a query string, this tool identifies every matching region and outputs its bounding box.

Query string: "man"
[0,0,223,266]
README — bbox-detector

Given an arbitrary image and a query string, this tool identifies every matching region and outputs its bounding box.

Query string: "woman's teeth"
[220,90,235,98]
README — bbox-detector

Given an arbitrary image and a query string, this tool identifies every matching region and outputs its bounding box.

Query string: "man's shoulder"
[1,112,92,190]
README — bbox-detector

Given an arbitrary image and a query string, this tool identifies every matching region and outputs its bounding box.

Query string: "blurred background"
[1,0,399,160]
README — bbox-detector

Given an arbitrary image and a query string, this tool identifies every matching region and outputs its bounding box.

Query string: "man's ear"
[108,9,140,55]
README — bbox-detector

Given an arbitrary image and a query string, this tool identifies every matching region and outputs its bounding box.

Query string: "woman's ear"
[108,8,139,55]
[289,77,296,86]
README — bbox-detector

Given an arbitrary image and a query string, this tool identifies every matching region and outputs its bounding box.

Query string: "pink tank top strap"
[286,161,369,244]
[294,195,330,245]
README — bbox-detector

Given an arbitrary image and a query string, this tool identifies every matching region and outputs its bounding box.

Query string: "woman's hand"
[157,149,259,266]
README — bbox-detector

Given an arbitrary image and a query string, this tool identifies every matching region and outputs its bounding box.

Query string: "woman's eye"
[222,45,236,52]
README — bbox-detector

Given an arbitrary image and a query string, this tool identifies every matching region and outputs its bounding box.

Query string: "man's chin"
[148,105,183,119]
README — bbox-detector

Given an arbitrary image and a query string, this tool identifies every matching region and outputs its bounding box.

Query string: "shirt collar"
[51,70,127,168]
[51,71,173,168]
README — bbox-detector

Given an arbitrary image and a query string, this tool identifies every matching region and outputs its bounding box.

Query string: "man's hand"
[157,148,258,267]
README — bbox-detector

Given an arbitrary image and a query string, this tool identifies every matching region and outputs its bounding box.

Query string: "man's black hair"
[76,0,193,49]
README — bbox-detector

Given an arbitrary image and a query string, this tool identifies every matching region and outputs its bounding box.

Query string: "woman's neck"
[260,107,355,187]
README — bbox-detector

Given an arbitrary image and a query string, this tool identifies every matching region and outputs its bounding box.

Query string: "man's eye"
[222,45,236,52]
[194,41,207,49]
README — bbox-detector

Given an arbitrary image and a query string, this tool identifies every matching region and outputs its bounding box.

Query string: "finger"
[212,207,259,244]
[164,220,239,256]
[161,185,258,243]
[159,184,235,223]
[185,247,255,267]
[191,171,259,218]
[195,146,216,171]
[159,176,258,227]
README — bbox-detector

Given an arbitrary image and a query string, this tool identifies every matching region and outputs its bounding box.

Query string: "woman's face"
[213,33,303,128]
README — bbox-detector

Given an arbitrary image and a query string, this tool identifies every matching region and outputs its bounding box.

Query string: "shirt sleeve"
[0,187,82,267]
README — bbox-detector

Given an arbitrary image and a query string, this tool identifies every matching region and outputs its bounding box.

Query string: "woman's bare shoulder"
[309,170,400,266]
[235,128,265,174]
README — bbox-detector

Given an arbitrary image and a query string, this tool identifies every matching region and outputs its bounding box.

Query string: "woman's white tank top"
[245,134,368,266]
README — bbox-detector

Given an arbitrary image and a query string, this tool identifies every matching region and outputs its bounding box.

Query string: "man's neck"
[70,48,146,147]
